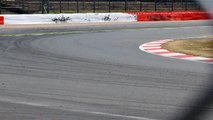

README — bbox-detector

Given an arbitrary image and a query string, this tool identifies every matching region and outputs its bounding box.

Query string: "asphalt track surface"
[0,21,213,120]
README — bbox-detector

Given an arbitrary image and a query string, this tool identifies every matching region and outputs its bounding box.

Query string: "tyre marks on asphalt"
[139,40,213,64]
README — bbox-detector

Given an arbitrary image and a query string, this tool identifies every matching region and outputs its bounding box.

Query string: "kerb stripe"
[140,39,213,64]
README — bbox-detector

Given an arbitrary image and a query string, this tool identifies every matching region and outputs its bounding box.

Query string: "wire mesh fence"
[0,0,201,14]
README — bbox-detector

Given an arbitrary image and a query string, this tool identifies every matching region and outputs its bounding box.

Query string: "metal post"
[41,0,49,14]
[60,0,62,13]
[154,0,157,11]
[198,2,201,11]
[140,0,142,11]
[93,0,96,13]
[68,0,70,10]
[181,0,184,10]
[47,0,49,13]
[42,0,44,14]
[185,0,188,11]
[0,0,2,14]
[22,0,24,14]
[109,0,111,12]
[171,0,174,11]
[125,0,127,12]
[77,0,79,13]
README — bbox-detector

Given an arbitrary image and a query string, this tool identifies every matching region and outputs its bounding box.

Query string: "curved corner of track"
[139,38,213,64]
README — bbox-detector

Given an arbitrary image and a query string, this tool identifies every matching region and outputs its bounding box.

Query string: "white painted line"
[0,97,47,107]
[0,97,157,120]
[66,109,157,120]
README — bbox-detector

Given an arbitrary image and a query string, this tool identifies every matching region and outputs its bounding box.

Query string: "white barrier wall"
[3,13,137,24]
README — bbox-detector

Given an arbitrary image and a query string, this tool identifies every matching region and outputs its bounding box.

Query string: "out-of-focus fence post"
[68,0,70,10]
[42,0,44,14]
[93,0,96,13]
[60,0,62,13]
[42,0,49,14]
[22,0,24,13]
[155,0,157,11]
[198,2,201,11]
[181,0,183,10]
[42,0,45,13]
[109,0,111,12]
[171,0,174,11]
[140,0,142,11]
[0,0,2,14]
[77,0,79,13]
[125,0,127,12]
[185,0,188,11]
[47,0,49,13]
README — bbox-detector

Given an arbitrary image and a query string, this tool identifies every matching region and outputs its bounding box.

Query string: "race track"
[0,21,213,120]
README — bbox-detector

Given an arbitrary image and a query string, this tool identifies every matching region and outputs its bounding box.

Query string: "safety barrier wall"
[0,16,4,25]
[128,11,211,21]
[1,13,137,25]
[0,11,211,25]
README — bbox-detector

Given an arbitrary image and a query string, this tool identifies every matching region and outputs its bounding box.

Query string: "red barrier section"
[128,11,211,21]
[0,16,4,25]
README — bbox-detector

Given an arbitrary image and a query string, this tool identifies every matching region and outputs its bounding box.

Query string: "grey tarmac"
[0,21,213,120]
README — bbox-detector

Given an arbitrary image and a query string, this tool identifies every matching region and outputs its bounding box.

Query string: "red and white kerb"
[139,40,213,63]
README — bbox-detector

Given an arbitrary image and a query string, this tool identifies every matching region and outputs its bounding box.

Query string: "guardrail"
[0,0,201,14]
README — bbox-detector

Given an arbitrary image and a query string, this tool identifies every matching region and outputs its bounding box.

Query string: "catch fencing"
[0,0,201,14]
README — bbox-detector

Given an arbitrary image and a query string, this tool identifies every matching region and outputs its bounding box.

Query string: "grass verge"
[161,39,213,58]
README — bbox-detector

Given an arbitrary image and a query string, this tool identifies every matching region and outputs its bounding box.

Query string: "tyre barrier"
[128,11,211,21]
